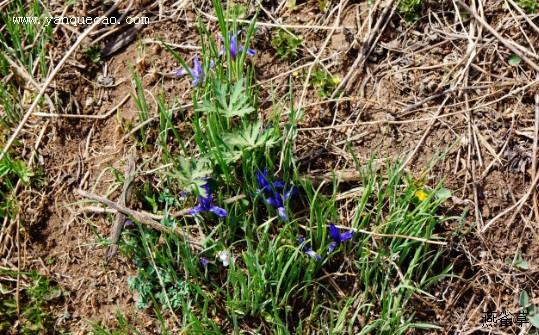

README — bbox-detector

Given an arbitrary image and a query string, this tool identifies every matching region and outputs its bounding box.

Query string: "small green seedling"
[515,0,537,13]
[84,45,103,64]
[505,252,529,270]
[271,30,302,60]
[225,3,247,19]
[508,54,522,66]
[319,0,330,12]
[398,0,422,21]
[519,291,539,328]
[310,69,341,97]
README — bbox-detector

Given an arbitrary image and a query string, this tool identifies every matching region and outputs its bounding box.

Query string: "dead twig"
[481,166,539,233]
[456,0,539,72]
[105,154,136,262]
[75,189,204,250]
[506,0,539,36]
[142,39,201,50]
[331,0,397,97]
[303,169,363,184]
[80,194,247,218]
[101,25,144,58]
[3,54,56,113]
[353,228,447,246]
[32,93,130,119]
[76,188,250,247]
[200,11,355,30]
[400,96,450,171]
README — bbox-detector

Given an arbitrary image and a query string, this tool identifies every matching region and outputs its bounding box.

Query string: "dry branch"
[75,189,204,250]
[105,155,136,262]
[331,0,398,97]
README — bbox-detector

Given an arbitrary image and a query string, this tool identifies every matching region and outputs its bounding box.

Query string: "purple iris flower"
[176,55,204,86]
[256,169,296,221]
[220,32,256,58]
[188,183,227,217]
[256,169,272,193]
[328,224,354,254]
[200,257,210,268]
[298,236,321,261]
[123,219,135,229]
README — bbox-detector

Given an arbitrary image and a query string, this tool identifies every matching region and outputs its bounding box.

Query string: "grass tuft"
[110,4,455,328]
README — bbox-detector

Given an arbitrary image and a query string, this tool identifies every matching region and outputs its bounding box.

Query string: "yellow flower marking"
[415,190,428,201]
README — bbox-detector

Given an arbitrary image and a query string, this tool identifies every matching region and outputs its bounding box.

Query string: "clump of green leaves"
[169,157,213,196]
[90,309,144,335]
[0,155,33,184]
[0,84,24,128]
[508,54,522,66]
[225,3,247,19]
[223,120,279,152]
[271,30,302,60]
[506,251,529,270]
[84,45,103,64]
[198,79,255,118]
[0,156,33,218]
[515,0,537,13]
[310,69,340,97]
[121,216,205,313]
[0,270,62,334]
[519,291,539,327]
[319,0,330,12]
[398,0,422,20]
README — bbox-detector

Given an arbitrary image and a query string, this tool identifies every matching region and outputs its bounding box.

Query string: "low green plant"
[0,269,62,334]
[85,45,103,64]
[515,0,537,13]
[0,156,33,218]
[0,155,33,185]
[225,3,247,19]
[89,310,144,335]
[310,68,340,97]
[319,0,330,12]
[271,30,303,60]
[130,69,151,146]
[519,291,539,328]
[0,83,24,128]
[398,0,422,20]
